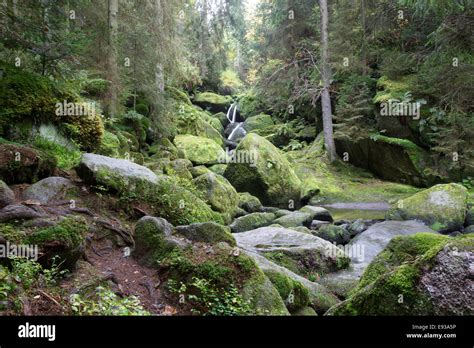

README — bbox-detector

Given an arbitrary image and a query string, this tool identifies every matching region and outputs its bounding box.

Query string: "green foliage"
[168,276,251,316]
[33,136,81,170]
[27,217,87,249]
[70,286,150,316]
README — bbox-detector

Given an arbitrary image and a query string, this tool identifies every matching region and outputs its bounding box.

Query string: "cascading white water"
[224,102,247,143]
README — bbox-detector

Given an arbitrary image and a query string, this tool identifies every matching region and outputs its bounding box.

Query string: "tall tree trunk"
[107,0,119,118]
[361,0,367,75]
[319,0,337,162]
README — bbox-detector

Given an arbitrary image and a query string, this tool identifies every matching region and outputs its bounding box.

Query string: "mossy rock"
[386,183,468,232]
[175,103,224,145]
[224,133,302,207]
[165,86,192,105]
[193,172,239,215]
[26,216,87,270]
[163,159,193,181]
[236,90,267,119]
[148,138,179,160]
[327,233,474,315]
[265,269,311,312]
[335,134,439,187]
[0,143,56,184]
[243,113,274,132]
[0,180,15,208]
[190,165,211,178]
[208,164,227,176]
[313,224,351,245]
[174,135,225,166]
[273,211,313,228]
[98,130,121,157]
[230,212,276,233]
[193,92,233,113]
[175,222,236,246]
[212,112,229,127]
[238,192,263,213]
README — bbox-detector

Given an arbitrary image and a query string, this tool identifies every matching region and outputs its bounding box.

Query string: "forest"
[0,0,473,318]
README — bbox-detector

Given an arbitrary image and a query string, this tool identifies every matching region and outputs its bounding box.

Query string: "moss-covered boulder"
[230,212,276,233]
[190,165,211,178]
[238,192,263,213]
[386,183,468,232]
[176,103,224,145]
[224,133,302,207]
[0,143,56,184]
[313,224,351,245]
[22,177,78,204]
[327,233,474,315]
[243,114,274,132]
[208,164,227,176]
[76,153,222,225]
[0,180,15,209]
[265,269,310,312]
[134,216,187,266]
[162,159,193,181]
[174,135,225,166]
[335,134,439,187]
[26,216,87,270]
[243,249,340,314]
[193,172,239,215]
[175,222,236,246]
[235,227,350,278]
[193,92,233,113]
[292,306,318,316]
[148,138,180,160]
[273,211,313,228]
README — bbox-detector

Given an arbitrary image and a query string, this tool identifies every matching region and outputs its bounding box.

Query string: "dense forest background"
[1,0,473,180]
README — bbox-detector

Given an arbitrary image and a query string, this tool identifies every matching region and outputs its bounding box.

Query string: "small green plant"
[33,136,82,170]
[69,286,150,316]
[169,276,251,316]
[461,177,473,190]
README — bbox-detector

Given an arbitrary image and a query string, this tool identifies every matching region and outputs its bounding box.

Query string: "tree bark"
[361,0,367,75]
[107,0,119,118]
[319,0,337,162]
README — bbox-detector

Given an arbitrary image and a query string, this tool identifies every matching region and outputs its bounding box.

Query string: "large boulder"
[327,233,474,315]
[0,204,46,222]
[244,249,339,314]
[77,153,159,190]
[230,212,276,233]
[299,206,333,222]
[176,103,224,145]
[22,177,78,204]
[0,144,56,184]
[335,135,439,187]
[173,135,225,165]
[243,114,274,132]
[238,192,263,213]
[193,92,233,113]
[193,172,239,215]
[76,153,222,225]
[0,180,15,208]
[321,220,436,298]
[386,183,468,232]
[224,133,302,207]
[313,224,351,245]
[235,226,350,278]
[175,222,235,246]
[273,211,313,228]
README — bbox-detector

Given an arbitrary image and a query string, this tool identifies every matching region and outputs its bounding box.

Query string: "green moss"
[0,224,26,244]
[174,135,225,165]
[27,217,87,249]
[33,136,81,170]
[166,86,192,105]
[265,270,310,311]
[373,75,416,104]
[194,92,232,106]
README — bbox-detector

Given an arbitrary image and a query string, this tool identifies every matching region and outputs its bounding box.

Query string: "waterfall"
[224,102,247,144]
